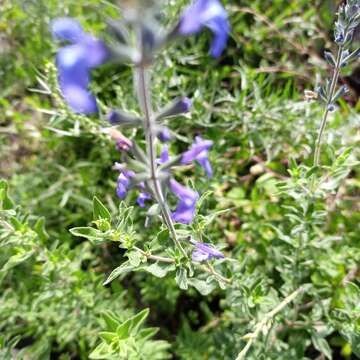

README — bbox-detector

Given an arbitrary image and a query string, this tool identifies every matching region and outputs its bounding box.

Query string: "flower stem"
[135,65,188,259]
[235,286,304,360]
[313,46,343,167]
[204,263,232,284]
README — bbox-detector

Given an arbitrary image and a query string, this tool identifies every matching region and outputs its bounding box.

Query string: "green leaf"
[89,343,109,359]
[137,327,159,341]
[141,263,172,278]
[102,311,121,332]
[116,318,132,340]
[127,251,142,267]
[305,166,320,178]
[9,216,23,231]
[99,331,116,344]
[93,196,111,221]
[188,278,216,295]
[69,227,104,243]
[176,268,188,290]
[129,308,149,336]
[34,217,49,241]
[312,335,332,360]
[103,262,134,285]
[0,180,14,210]
[1,250,35,273]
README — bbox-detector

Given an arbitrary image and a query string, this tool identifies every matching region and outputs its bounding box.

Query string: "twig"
[235,286,304,360]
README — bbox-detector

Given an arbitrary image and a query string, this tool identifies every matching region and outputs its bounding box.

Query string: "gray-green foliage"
[1,0,360,359]
[90,309,171,359]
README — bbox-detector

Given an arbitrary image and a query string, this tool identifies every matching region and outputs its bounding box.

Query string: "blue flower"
[137,192,152,208]
[169,179,199,224]
[177,0,230,58]
[158,146,170,164]
[51,18,108,114]
[116,170,135,199]
[181,136,213,177]
[190,239,224,262]
[157,127,172,142]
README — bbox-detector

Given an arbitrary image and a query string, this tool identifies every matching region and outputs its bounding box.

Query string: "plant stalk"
[313,46,343,167]
[135,65,188,259]
[235,286,304,360]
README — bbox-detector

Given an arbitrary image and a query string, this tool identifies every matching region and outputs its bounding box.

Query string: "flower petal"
[137,192,152,208]
[51,18,85,42]
[177,0,229,57]
[192,249,211,262]
[81,35,109,68]
[170,179,198,224]
[52,19,108,114]
[190,239,225,261]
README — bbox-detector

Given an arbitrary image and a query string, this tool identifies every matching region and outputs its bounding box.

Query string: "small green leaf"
[188,278,216,295]
[89,343,109,359]
[103,262,134,285]
[176,268,188,290]
[93,196,111,221]
[34,217,49,241]
[1,250,35,273]
[99,331,116,344]
[129,308,149,336]
[9,216,23,231]
[69,227,104,243]
[137,327,159,341]
[312,335,332,360]
[116,318,132,339]
[127,251,142,267]
[0,180,14,210]
[141,263,172,278]
[305,166,320,178]
[102,311,121,332]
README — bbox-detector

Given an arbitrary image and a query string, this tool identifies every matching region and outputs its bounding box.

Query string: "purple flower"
[190,239,224,262]
[169,179,198,224]
[137,192,152,208]
[177,0,230,58]
[157,127,172,142]
[51,18,108,114]
[181,136,213,177]
[116,170,135,199]
[158,146,170,164]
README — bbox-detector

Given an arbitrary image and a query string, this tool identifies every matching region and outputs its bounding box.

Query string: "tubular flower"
[177,0,230,58]
[169,179,199,224]
[157,127,172,142]
[116,170,135,199]
[137,192,152,208]
[159,146,170,164]
[190,239,224,262]
[51,18,108,114]
[181,136,213,177]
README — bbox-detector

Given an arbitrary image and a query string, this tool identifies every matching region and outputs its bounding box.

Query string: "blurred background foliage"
[0,0,359,359]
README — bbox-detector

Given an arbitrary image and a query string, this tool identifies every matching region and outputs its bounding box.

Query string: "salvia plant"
[51,0,232,292]
[1,0,360,359]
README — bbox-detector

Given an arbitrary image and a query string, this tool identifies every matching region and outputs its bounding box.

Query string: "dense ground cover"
[0,0,359,359]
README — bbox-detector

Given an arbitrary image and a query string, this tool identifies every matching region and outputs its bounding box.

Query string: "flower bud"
[156,97,192,119]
